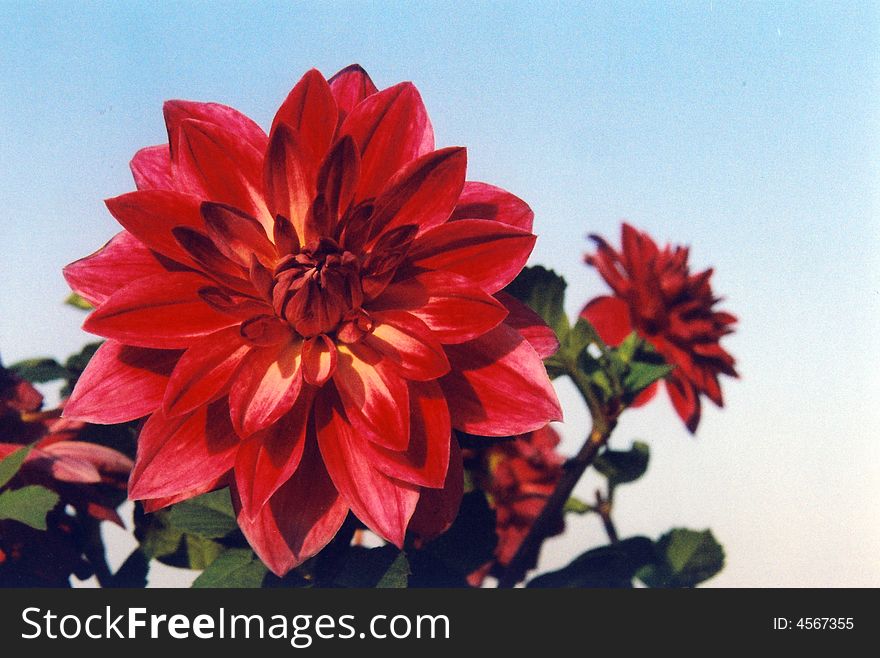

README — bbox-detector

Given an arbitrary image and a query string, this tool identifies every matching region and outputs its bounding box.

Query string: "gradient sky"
[1,1,877,587]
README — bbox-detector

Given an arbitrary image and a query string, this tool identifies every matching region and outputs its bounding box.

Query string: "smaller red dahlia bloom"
[0,364,133,586]
[466,425,564,586]
[582,223,738,432]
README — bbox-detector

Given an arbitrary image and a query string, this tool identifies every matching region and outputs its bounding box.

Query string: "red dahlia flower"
[63,65,562,575]
[466,425,565,586]
[582,223,738,432]
[0,364,132,586]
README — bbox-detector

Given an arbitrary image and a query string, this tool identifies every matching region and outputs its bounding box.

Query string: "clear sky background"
[1,1,877,587]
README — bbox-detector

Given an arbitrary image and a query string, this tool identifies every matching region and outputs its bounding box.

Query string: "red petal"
[368,380,451,488]
[228,340,303,437]
[163,99,268,157]
[408,218,535,293]
[441,323,563,435]
[104,190,205,266]
[270,68,337,164]
[630,381,659,408]
[580,295,634,347]
[65,340,180,424]
[234,390,312,519]
[129,400,239,500]
[328,64,378,122]
[173,119,270,229]
[364,310,450,381]
[301,334,338,386]
[130,145,173,191]
[496,292,560,359]
[665,374,701,433]
[314,135,360,228]
[163,326,250,417]
[200,202,277,268]
[371,270,508,344]
[333,344,410,451]
[263,123,319,244]
[235,437,348,576]
[63,231,169,305]
[315,390,419,547]
[451,181,534,232]
[408,438,463,541]
[83,272,238,349]
[142,474,227,513]
[339,82,434,201]
[369,147,467,237]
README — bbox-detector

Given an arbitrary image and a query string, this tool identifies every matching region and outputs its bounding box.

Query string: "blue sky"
[1,1,877,586]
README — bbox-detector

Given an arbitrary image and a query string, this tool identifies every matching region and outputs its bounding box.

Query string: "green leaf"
[637,528,725,588]
[0,445,31,489]
[504,266,570,339]
[528,537,656,588]
[594,441,650,487]
[183,535,225,570]
[134,502,225,569]
[334,546,410,588]
[622,343,672,400]
[192,548,267,588]
[8,358,69,384]
[65,292,94,310]
[563,496,593,515]
[616,332,640,364]
[166,488,236,538]
[0,485,60,530]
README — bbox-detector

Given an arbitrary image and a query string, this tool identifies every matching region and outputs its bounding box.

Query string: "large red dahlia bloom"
[582,223,737,432]
[63,65,562,575]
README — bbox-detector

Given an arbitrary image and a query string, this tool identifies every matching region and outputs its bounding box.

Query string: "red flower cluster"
[0,364,132,586]
[64,65,562,574]
[467,425,565,585]
[582,223,738,432]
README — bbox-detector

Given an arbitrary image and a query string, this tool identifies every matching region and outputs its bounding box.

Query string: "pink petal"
[580,295,634,347]
[496,292,560,359]
[364,310,450,381]
[63,231,170,306]
[65,340,180,424]
[130,144,174,191]
[451,181,534,232]
[40,441,133,483]
[328,64,378,122]
[235,437,349,576]
[371,270,508,344]
[665,374,701,433]
[441,323,563,435]
[270,68,337,165]
[313,135,360,230]
[83,272,239,349]
[142,474,228,513]
[163,326,250,417]
[129,400,240,500]
[367,380,451,488]
[315,389,419,547]
[408,219,535,293]
[234,390,312,519]
[369,147,467,237]
[228,340,303,437]
[200,202,277,268]
[339,82,434,201]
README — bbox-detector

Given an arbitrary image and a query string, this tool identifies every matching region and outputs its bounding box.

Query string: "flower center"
[272,237,365,338]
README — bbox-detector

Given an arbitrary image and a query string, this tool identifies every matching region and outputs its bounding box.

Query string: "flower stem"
[497,418,615,588]
[595,488,619,544]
